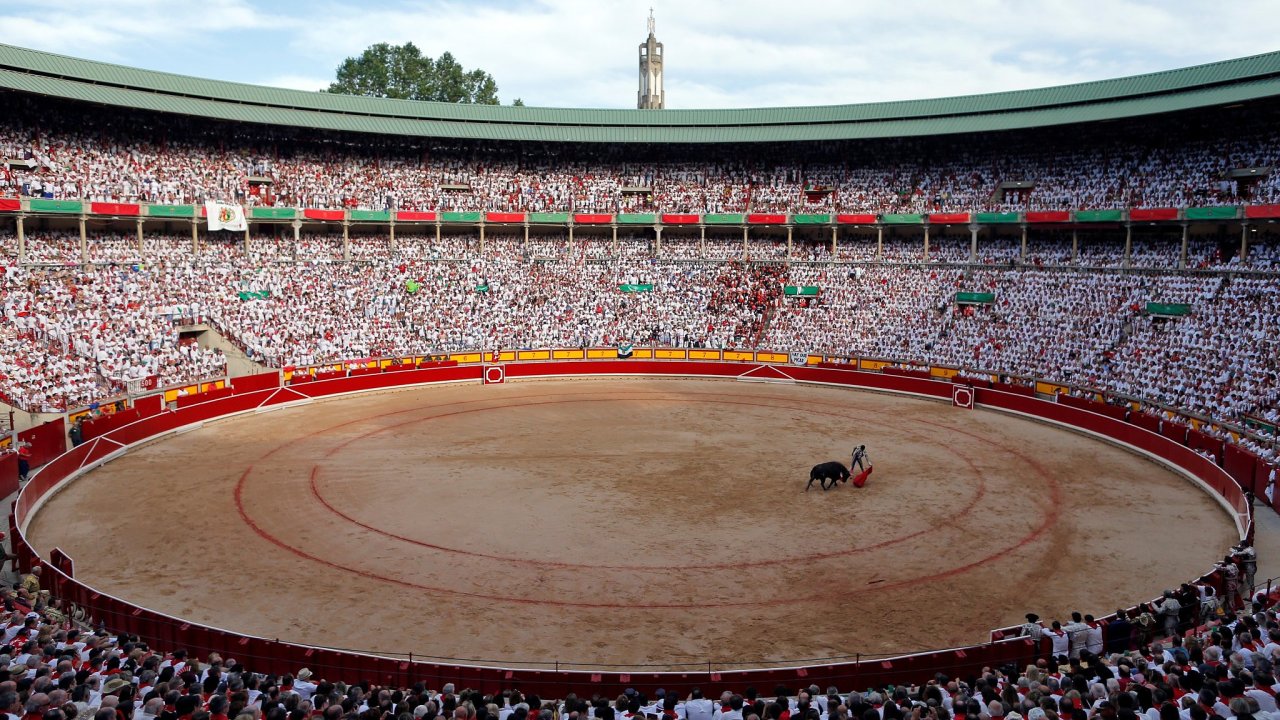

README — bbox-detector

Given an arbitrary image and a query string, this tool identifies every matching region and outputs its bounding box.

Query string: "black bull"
[806,461,850,491]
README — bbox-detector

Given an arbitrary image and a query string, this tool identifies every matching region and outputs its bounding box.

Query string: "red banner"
[485,212,525,223]
[574,213,613,224]
[1025,211,1070,223]
[660,214,699,225]
[1129,208,1178,222]
[396,211,437,222]
[0,198,22,212]
[746,213,787,224]
[1245,204,1280,219]
[928,213,970,224]
[303,209,344,222]
[89,202,141,216]
[836,214,877,224]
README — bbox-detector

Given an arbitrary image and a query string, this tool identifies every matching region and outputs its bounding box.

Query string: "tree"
[328,42,501,104]
[511,98,525,106]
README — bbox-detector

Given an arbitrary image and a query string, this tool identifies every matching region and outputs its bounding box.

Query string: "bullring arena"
[14,364,1250,674]
[3,33,1280,702]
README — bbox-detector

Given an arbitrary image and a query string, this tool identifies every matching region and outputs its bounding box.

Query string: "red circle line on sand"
[304,396,992,571]
[231,387,1062,608]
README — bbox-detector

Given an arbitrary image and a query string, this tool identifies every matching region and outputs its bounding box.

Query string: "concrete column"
[831,225,837,260]
[479,223,485,254]
[79,215,88,264]
[567,223,573,246]
[923,225,930,261]
[342,220,350,262]
[244,223,251,256]
[876,225,883,260]
[524,222,530,253]
[1123,223,1132,268]
[435,222,441,248]
[136,217,144,254]
[15,214,24,263]
[655,225,663,257]
[1242,222,1250,261]
[389,220,396,254]
[1180,222,1189,269]
[786,225,793,261]
[191,219,198,256]
[969,224,978,263]
[612,224,618,256]
[741,225,747,259]
[700,225,706,258]
[1020,223,1028,264]
[1071,229,1078,264]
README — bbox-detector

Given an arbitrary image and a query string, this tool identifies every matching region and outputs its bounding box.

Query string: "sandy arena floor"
[25,378,1237,669]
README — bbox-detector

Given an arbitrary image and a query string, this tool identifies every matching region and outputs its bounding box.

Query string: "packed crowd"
[1,232,1278,463]
[0,543,1276,720]
[3,92,1280,215]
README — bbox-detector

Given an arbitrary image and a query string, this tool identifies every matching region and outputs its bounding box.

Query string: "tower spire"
[638,9,664,109]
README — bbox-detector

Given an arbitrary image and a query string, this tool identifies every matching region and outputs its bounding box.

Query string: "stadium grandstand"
[1,32,1280,720]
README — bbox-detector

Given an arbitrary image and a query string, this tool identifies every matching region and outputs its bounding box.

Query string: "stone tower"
[637,9,664,109]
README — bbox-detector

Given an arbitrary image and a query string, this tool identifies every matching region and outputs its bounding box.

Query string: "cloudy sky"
[4,0,1280,109]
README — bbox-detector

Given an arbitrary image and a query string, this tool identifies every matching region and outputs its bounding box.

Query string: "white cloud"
[4,0,1280,108]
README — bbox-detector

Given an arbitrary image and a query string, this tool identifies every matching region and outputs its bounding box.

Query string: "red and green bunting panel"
[1184,206,1239,221]
[617,213,656,224]
[927,213,969,224]
[661,213,699,224]
[1025,211,1070,223]
[90,202,140,216]
[148,204,196,218]
[442,211,482,223]
[882,213,923,224]
[250,207,296,220]
[574,213,613,224]
[1129,208,1178,222]
[304,209,344,222]
[747,213,787,224]
[1075,209,1124,222]
[0,198,20,212]
[28,199,83,213]
[703,213,744,225]
[349,210,391,222]
[976,212,1021,223]
[486,212,525,223]
[836,213,877,224]
[529,212,569,224]
[792,214,830,224]
[1245,205,1280,219]
[396,211,437,222]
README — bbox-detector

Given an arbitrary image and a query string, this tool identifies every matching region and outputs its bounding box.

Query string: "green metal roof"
[2,43,1280,143]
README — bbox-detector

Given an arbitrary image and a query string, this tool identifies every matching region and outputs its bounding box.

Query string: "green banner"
[405,280,421,294]
[441,211,482,223]
[249,207,296,220]
[1184,206,1239,221]
[784,285,820,296]
[882,213,924,224]
[616,213,656,224]
[792,214,831,224]
[237,290,272,301]
[955,292,995,304]
[1244,416,1278,435]
[975,212,1020,224]
[529,212,570,224]
[476,284,490,293]
[619,283,654,292]
[1075,209,1124,222]
[28,199,83,213]
[350,210,391,222]
[1146,302,1190,316]
[148,204,195,218]
[703,213,744,225]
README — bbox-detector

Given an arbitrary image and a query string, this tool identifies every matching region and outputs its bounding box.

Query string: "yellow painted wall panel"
[518,350,551,360]
[451,352,484,364]
[723,351,754,361]
[688,350,721,360]
[553,349,585,359]
[632,348,653,358]
[930,367,959,378]
[755,352,788,363]
[586,349,618,359]
[859,359,888,371]
[654,349,687,359]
